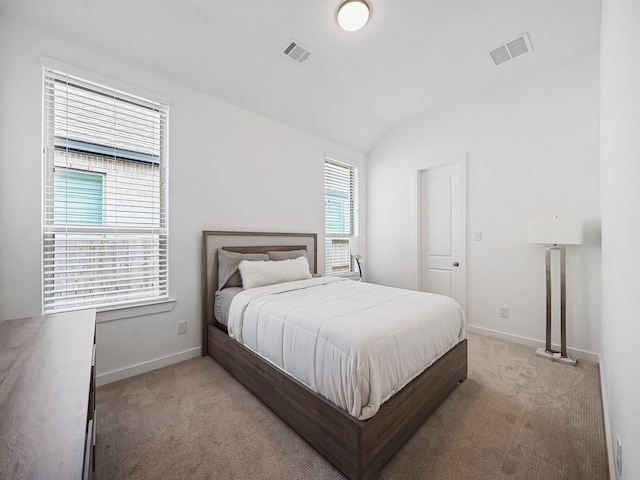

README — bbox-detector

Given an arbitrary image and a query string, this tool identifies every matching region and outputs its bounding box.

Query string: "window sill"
[96,298,176,323]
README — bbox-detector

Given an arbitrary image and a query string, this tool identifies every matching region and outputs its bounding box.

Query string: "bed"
[202,230,467,480]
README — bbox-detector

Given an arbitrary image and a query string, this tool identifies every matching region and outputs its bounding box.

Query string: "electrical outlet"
[499,307,509,318]
[177,321,187,335]
[473,232,483,241]
[616,436,623,476]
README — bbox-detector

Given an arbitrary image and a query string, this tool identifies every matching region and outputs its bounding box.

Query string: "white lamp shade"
[337,0,370,31]
[528,217,583,245]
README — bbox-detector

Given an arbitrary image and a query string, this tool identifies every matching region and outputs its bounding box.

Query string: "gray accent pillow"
[218,250,269,289]
[267,249,307,261]
[214,287,243,325]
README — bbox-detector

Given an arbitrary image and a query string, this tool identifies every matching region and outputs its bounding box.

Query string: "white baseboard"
[96,346,201,386]
[598,359,617,480]
[466,324,600,364]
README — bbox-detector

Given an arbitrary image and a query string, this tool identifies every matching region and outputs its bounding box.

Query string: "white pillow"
[239,256,312,289]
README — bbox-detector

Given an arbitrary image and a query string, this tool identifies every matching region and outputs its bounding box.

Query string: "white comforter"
[227,277,465,420]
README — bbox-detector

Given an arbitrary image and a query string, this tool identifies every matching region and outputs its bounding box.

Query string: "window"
[324,157,358,275]
[54,168,104,225]
[43,69,169,313]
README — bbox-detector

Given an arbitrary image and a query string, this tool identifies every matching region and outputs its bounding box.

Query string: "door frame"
[412,152,467,314]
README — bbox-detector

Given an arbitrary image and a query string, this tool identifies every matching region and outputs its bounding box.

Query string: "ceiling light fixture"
[337,0,371,32]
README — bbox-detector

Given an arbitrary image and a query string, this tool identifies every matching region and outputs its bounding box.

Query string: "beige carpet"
[95,333,609,480]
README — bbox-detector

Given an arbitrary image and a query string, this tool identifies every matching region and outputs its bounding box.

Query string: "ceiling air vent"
[283,39,311,64]
[489,32,533,66]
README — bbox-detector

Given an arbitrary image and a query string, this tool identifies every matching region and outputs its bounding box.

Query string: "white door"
[418,158,466,311]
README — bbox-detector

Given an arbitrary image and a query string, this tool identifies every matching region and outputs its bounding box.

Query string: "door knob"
[453,262,459,267]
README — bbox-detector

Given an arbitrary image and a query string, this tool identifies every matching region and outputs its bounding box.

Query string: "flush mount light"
[337,0,371,32]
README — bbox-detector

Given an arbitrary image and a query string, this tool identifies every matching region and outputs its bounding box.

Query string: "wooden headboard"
[201,231,318,355]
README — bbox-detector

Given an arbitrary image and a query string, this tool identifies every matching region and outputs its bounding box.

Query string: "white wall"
[0,16,365,383]
[600,0,640,478]
[367,50,601,357]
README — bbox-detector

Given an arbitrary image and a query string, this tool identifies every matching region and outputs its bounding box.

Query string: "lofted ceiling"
[0,0,601,152]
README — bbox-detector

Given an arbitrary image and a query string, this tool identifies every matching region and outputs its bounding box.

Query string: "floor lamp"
[528,216,583,366]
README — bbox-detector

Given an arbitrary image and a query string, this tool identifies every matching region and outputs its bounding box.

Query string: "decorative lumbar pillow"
[218,250,270,289]
[267,249,307,261]
[239,256,312,289]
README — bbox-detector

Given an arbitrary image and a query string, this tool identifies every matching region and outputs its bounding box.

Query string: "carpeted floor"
[95,333,609,479]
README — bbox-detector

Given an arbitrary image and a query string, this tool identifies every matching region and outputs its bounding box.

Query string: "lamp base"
[535,347,577,366]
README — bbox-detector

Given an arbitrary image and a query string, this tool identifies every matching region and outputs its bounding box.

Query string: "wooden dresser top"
[0,309,96,479]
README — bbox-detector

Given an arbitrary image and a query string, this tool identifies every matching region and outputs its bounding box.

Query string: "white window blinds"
[43,69,169,313]
[324,158,358,275]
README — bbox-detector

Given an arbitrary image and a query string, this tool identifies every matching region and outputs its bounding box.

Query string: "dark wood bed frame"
[202,231,467,480]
